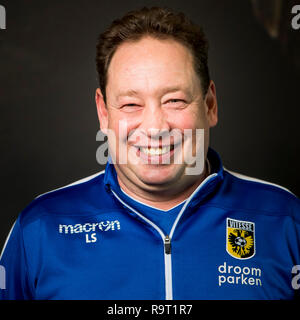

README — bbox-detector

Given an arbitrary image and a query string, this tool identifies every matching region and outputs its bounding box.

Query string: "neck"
[116,160,211,211]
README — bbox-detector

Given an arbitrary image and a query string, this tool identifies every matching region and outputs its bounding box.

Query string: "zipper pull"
[164,235,171,254]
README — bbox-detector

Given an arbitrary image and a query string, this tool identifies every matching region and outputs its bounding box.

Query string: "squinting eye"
[165,99,186,105]
[120,103,142,112]
[120,103,142,108]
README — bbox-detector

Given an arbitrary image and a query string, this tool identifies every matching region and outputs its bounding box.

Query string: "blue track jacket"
[0,148,300,300]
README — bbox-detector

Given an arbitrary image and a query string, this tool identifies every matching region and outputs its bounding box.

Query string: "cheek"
[171,110,206,131]
[107,111,138,143]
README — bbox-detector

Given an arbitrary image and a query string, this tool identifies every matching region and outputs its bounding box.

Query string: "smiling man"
[96,34,217,209]
[1,7,300,300]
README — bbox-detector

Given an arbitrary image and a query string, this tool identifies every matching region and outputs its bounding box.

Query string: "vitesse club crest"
[226,218,255,259]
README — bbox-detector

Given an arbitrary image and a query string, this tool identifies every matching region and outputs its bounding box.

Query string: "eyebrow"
[116,89,139,99]
[116,86,189,99]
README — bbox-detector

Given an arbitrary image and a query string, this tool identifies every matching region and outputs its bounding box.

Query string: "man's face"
[96,36,217,194]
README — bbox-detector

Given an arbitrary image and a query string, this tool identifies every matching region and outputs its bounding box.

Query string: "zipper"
[164,235,172,300]
[164,235,171,254]
[110,172,218,300]
[111,190,173,299]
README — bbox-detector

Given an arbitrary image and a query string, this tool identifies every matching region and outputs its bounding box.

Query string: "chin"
[135,164,183,186]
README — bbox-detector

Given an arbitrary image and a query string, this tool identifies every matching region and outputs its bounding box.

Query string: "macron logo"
[59,220,121,234]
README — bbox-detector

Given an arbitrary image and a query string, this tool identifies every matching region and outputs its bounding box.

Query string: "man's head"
[96,6,210,102]
[95,7,218,200]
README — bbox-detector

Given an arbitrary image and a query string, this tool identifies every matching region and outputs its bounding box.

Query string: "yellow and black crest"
[226,218,255,259]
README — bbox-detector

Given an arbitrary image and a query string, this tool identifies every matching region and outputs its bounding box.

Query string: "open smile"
[139,145,175,156]
[133,144,179,164]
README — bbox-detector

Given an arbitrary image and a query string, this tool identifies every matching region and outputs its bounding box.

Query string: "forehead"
[106,36,200,95]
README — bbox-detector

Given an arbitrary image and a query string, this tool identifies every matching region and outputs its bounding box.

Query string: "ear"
[204,80,218,128]
[95,88,108,134]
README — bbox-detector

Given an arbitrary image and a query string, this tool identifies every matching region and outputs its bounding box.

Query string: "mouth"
[134,144,178,164]
[138,145,175,156]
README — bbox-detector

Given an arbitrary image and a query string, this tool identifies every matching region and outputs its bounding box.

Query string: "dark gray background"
[0,0,299,249]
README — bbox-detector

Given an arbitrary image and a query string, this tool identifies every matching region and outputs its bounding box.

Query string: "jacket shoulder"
[18,170,106,225]
[225,169,296,197]
[217,169,300,221]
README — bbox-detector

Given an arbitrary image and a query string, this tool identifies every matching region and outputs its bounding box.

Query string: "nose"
[139,101,170,138]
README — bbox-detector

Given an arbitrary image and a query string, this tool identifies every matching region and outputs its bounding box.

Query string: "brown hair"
[96,7,210,102]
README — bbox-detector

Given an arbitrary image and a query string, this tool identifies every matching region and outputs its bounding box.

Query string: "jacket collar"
[104,147,224,209]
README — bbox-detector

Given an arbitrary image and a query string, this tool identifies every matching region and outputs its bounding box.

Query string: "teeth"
[140,147,170,155]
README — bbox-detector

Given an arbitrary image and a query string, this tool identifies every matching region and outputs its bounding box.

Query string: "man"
[1,7,299,300]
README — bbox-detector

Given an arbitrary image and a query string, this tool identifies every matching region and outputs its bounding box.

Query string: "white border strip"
[164,252,173,300]
[35,170,105,199]
[110,190,165,239]
[0,220,16,261]
[169,173,218,238]
[224,168,295,196]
